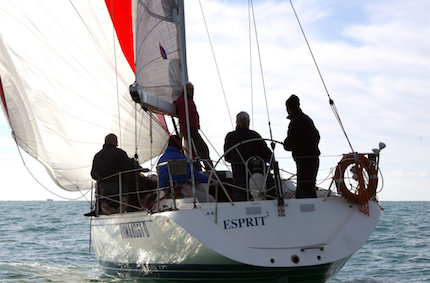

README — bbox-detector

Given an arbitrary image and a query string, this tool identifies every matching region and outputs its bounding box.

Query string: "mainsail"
[134,1,187,106]
[0,0,185,191]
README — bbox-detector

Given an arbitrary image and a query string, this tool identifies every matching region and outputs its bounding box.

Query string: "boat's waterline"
[99,258,350,282]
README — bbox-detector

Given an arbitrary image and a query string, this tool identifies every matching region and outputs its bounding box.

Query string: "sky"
[1,0,429,201]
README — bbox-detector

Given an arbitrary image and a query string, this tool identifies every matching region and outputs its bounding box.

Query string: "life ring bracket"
[333,153,378,204]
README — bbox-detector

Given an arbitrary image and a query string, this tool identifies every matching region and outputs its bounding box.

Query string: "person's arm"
[261,142,272,162]
[90,157,98,180]
[283,121,297,152]
[223,134,232,163]
[118,149,135,171]
[254,132,272,161]
[192,168,209,183]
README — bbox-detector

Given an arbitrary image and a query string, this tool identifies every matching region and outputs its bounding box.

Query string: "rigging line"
[289,0,329,98]
[289,0,354,152]
[150,115,153,168]
[73,0,123,144]
[198,0,234,130]
[141,109,191,156]
[199,129,229,168]
[134,103,138,160]
[13,139,90,201]
[248,0,254,129]
[330,99,354,150]
[249,0,273,140]
[134,107,147,161]
[108,0,123,147]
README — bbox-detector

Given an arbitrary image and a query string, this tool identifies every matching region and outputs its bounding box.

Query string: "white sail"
[0,0,178,191]
[134,0,187,106]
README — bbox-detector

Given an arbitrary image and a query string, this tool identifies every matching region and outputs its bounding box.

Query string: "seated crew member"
[90,133,136,214]
[223,111,272,201]
[157,135,214,202]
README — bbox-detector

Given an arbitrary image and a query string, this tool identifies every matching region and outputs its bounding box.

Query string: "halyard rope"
[289,0,354,152]
[198,0,234,130]
[249,0,274,142]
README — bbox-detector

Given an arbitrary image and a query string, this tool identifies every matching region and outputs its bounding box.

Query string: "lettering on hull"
[120,221,150,238]
[223,216,267,230]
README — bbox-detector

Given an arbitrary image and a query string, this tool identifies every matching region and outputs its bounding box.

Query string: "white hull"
[91,196,381,281]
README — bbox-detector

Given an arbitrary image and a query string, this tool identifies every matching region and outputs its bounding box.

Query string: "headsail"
[0,0,184,191]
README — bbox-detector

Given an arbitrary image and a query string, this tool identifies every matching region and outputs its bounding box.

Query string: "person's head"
[105,133,118,147]
[181,82,194,98]
[286,94,300,115]
[236,111,250,129]
[168,135,182,150]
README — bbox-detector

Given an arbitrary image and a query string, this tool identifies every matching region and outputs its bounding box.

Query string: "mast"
[176,0,197,203]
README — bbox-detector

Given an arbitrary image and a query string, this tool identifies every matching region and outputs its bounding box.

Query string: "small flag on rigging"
[159,43,167,60]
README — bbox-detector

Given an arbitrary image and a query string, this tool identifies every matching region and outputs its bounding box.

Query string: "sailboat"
[0,1,384,282]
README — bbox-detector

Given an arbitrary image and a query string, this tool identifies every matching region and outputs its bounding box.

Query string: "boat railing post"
[273,160,285,216]
[215,182,218,223]
[200,158,214,202]
[119,172,123,214]
[94,182,99,215]
[324,178,334,200]
[156,164,162,212]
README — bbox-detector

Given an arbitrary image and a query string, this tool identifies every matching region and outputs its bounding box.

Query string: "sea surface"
[0,201,429,283]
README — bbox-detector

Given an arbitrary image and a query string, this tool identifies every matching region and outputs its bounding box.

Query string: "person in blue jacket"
[157,135,214,202]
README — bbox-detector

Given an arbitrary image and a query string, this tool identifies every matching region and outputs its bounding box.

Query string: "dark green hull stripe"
[99,258,349,282]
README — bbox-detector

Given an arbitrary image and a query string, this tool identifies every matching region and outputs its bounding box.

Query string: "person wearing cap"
[283,95,320,198]
[224,111,272,201]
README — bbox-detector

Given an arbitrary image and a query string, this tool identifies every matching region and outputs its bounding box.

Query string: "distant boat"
[0,1,384,282]
[46,199,53,202]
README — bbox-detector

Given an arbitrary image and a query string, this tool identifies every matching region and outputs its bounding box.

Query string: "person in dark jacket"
[157,135,214,202]
[224,111,272,201]
[283,95,320,198]
[173,82,212,171]
[91,133,135,212]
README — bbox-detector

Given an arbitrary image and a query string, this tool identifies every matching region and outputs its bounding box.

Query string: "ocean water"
[0,201,429,283]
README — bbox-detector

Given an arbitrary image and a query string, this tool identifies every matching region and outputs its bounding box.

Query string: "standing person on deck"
[283,95,320,198]
[173,82,212,171]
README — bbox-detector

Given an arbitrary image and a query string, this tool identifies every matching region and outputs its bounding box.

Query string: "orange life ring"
[334,153,378,204]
